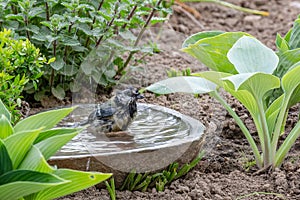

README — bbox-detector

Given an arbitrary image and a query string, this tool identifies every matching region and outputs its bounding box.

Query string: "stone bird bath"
[49,103,207,187]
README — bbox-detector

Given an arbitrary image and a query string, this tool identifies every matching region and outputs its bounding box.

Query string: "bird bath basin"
[49,103,206,187]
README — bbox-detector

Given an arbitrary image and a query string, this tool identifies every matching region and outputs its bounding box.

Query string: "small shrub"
[0,28,47,121]
[0,99,111,199]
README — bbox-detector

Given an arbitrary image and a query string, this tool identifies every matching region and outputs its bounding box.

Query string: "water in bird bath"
[51,103,206,175]
[56,103,203,157]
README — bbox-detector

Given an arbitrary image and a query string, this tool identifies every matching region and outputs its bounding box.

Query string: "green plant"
[105,178,116,200]
[146,17,300,170]
[0,0,172,100]
[120,150,204,192]
[0,28,49,121]
[0,99,111,199]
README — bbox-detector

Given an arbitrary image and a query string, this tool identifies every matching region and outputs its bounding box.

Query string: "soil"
[46,0,300,199]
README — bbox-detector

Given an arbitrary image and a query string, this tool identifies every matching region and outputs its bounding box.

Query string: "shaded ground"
[55,0,300,199]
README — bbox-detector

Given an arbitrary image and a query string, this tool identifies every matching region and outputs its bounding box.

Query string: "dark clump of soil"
[54,0,300,199]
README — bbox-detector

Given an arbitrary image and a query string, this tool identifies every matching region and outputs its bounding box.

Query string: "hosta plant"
[0,99,111,199]
[146,26,300,170]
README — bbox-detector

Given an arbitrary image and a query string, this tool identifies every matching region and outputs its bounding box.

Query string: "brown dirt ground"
[53,0,300,199]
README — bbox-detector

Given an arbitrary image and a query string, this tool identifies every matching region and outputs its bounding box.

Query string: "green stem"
[256,98,271,167]
[120,0,163,74]
[271,95,290,165]
[210,91,262,167]
[275,120,300,167]
[181,0,269,16]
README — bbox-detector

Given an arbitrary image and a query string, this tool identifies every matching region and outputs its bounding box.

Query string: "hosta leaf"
[193,71,236,88]
[31,169,111,200]
[146,76,217,94]
[222,73,280,99]
[181,32,249,73]
[19,146,54,173]
[182,31,224,48]
[282,65,300,105]
[35,128,81,160]
[4,129,41,169]
[275,48,300,78]
[289,17,300,49]
[14,107,75,132]
[34,128,79,144]
[275,33,289,52]
[0,115,13,139]
[0,139,13,176]
[0,99,11,122]
[0,170,67,200]
[227,36,279,74]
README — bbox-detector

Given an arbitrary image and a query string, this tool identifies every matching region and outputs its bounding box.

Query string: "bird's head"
[121,87,144,100]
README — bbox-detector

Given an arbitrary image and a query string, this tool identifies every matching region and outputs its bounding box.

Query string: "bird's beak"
[136,93,144,99]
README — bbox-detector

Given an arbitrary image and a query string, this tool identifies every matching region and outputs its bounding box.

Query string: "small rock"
[290,1,300,9]
[244,15,262,25]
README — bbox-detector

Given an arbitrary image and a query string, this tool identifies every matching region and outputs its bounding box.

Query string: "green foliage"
[0,29,47,121]
[105,178,116,200]
[268,14,300,105]
[120,151,204,192]
[0,0,171,100]
[0,99,111,199]
[167,68,191,77]
[146,20,300,170]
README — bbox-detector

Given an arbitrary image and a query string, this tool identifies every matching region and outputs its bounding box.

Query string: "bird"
[83,87,144,135]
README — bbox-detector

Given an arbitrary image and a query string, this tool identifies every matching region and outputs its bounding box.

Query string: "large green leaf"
[275,33,289,52]
[4,129,41,169]
[0,139,13,176]
[282,65,300,104]
[35,128,81,160]
[0,170,67,200]
[222,73,280,100]
[34,128,81,144]
[0,114,13,139]
[0,99,11,122]
[182,31,224,48]
[146,76,217,94]
[28,169,112,200]
[192,71,232,87]
[14,107,75,132]
[289,17,300,49]
[227,36,279,74]
[181,32,249,73]
[19,146,54,173]
[275,48,300,78]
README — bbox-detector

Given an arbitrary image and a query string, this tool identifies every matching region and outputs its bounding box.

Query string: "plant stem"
[85,0,104,47]
[256,98,271,167]
[275,120,300,167]
[120,0,163,75]
[210,91,262,167]
[45,2,50,21]
[95,1,120,47]
[50,39,57,88]
[271,96,290,165]
[122,5,138,29]
[181,0,269,16]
